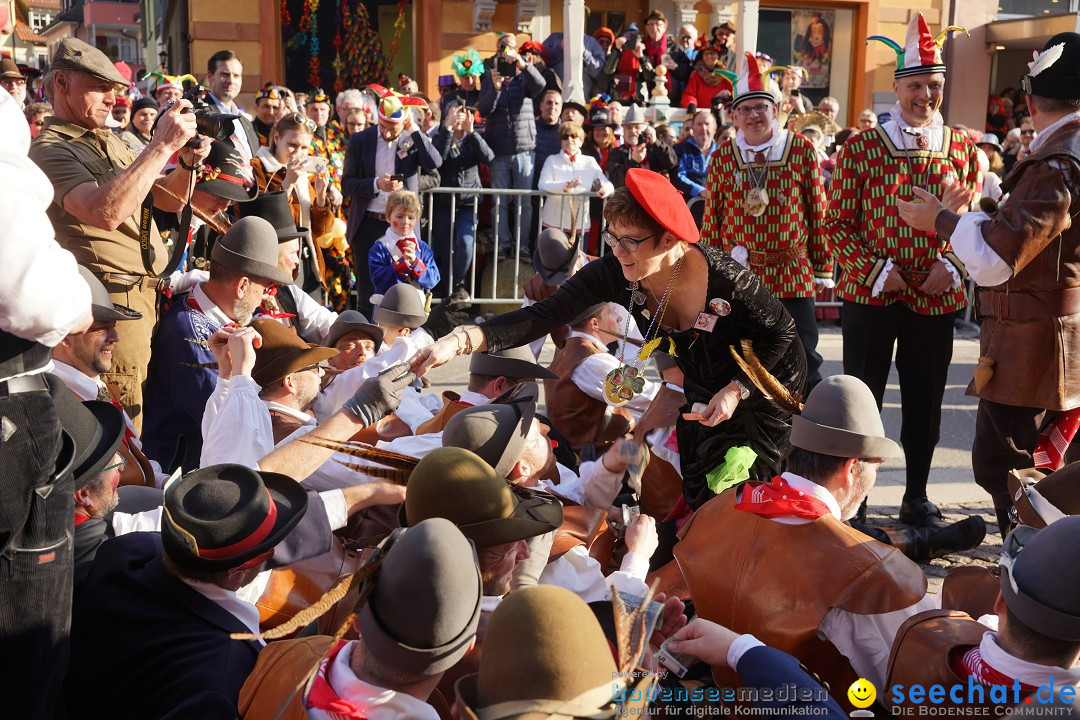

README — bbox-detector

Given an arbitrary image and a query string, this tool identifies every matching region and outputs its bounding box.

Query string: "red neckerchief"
[305,640,371,719]
[74,513,92,526]
[951,646,1038,693]
[644,35,668,66]
[260,286,297,320]
[734,476,832,520]
[1034,407,1080,470]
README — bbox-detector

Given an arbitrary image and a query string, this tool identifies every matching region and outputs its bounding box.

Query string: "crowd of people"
[2,10,1080,720]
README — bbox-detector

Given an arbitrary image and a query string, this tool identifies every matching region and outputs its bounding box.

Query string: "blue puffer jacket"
[673,137,719,198]
[478,63,546,156]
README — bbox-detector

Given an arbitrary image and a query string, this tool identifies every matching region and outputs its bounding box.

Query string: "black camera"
[154,86,238,148]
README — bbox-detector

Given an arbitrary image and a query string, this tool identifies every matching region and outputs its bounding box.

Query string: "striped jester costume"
[701,131,832,298]
[826,124,981,315]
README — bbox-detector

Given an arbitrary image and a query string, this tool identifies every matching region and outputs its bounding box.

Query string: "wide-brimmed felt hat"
[50,380,125,491]
[51,38,130,87]
[234,191,307,240]
[469,345,559,380]
[1000,517,1080,641]
[443,383,539,478]
[790,375,900,459]
[585,107,616,128]
[162,463,308,572]
[625,168,700,243]
[77,266,141,322]
[325,310,385,350]
[211,216,294,286]
[532,227,582,286]
[400,447,562,547]
[562,100,588,118]
[1,57,27,80]
[196,141,258,203]
[455,585,653,720]
[371,283,428,329]
[357,518,482,676]
[1008,464,1080,529]
[1022,32,1080,99]
[250,317,339,388]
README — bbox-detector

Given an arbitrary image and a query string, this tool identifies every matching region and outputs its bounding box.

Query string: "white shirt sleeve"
[949,211,1014,287]
[579,457,625,509]
[818,593,937,689]
[200,375,274,469]
[870,258,894,298]
[937,254,963,289]
[289,285,339,345]
[318,489,349,531]
[571,352,659,420]
[728,634,767,668]
[541,462,587,505]
[110,508,164,535]
[0,92,92,346]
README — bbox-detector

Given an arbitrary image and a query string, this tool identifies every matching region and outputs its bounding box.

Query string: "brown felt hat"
[52,38,131,87]
[211,216,294,286]
[400,447,562,547]
[77,266,141,323]
[455,585,654,720]
[442,383,538,478]
[1008,464,1080,529]
[250,317,339,387]
[357,518,482,676]
[469,345,559,380]
[790,375,900,459]
[1,57,27,80]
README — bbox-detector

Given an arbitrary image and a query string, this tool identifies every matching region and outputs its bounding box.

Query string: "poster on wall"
[791,10,833,89]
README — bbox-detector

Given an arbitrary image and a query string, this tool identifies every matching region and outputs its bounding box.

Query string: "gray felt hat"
[210,216,294,286]
[443,383,538,478]
[469,345,559,380]
[357,518,482,676]
[789,375,900,459]
[325,310,385,350]
[77,266,141,323]
[1000,517,1080,641]
[372,283,428,329]
[532,227,582,286]
[52,38,131,87]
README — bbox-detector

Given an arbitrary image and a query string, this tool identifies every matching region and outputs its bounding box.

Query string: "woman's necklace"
[603,255,684,407]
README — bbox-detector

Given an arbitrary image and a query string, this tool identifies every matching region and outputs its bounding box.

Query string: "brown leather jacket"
[544,336,632,454]
[675,489,927,699]
[968,118,1080,410]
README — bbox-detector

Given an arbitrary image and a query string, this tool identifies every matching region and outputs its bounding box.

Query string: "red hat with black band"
[162,464,308,572]
[624,168,700,243]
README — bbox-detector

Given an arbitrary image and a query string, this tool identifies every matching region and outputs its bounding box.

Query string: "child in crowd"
[368,190,441,296]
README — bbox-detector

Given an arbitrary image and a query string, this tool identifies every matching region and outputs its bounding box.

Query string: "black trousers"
[349,217,390,317]
[0,386,71,719]
[780,297,823,388]
[841,301,955,501]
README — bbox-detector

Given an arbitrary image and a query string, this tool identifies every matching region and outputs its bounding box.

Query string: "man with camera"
[30,38,213,430]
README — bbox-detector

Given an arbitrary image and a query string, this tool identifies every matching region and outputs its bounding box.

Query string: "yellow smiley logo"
[847,678,876,709]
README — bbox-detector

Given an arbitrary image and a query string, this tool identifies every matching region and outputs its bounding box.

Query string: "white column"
[734,0,758,62]
[563,0,586,103]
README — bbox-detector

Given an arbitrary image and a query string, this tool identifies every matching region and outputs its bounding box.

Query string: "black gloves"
[421,287,474,340]
[342,363,415,427]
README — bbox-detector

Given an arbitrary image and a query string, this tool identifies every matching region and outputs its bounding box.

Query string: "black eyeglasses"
[602,228,654,252]
[1020,129,1035,136]
[297,361,330,374]
[735,103,771,117]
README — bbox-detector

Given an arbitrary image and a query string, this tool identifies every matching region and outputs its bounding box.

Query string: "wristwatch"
[733,379,751,400]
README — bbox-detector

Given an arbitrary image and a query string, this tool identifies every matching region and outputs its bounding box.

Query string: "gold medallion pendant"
[745,187,769,217]
[604,365,646,406]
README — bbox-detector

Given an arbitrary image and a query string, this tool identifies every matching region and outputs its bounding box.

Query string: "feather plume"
[934,26,969,49]
[1028,42,1065,77]
[729,340,804,415]
[299,436,419,470]
[333,459,410,485]
[611,580,661,674]
[866,36,904,57]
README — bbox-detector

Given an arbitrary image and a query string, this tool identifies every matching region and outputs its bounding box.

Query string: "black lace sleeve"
[480,254,627,352]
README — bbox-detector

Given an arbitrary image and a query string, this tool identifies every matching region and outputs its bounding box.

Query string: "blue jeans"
[431,201,477,292]
[489,151,534,255]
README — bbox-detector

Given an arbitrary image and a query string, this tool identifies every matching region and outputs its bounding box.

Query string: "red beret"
[624,168,700,243]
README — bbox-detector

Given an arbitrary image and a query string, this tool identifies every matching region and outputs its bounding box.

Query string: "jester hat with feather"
[144,71,199,94]
[365,83,428,123]
[867,13,967,79]
[726,52,775,109]
[1021,32,1080,99]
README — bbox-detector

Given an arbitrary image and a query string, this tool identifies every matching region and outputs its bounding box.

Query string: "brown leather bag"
[940,566,1001,620]
[255,538,365,632]
[549,505,609,562]
[239,635,330,720]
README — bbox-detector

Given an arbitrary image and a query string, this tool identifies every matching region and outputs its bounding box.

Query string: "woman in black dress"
[413,169,806,509]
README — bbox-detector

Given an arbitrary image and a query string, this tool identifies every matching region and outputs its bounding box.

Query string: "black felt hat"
[1022,32,1080,99]
[49,380,125,491]
[195,141,258,202]
[234,191,308,240]
[162,464,308,572]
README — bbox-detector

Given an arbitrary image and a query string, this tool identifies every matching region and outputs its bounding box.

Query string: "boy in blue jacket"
[368,189,440,297]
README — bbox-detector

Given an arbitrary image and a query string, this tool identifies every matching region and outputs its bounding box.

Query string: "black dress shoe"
[899,497,949,529]
[926,516,987,558]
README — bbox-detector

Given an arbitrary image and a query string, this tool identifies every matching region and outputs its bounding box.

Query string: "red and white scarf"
[306,641,370,720]
[734,475,832,520]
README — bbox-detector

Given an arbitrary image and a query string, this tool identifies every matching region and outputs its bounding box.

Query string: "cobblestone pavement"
[425,320,1002,598]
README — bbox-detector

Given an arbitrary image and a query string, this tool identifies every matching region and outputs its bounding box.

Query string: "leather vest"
[544,337,632,454]
[975,119,1080,409]
[0,330,50,381]
[675,489,928,695]
[269,409,309,445]
[886,610,1030,712]
[415,391,468,435]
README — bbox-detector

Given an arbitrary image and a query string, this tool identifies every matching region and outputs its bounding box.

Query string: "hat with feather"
[867,13,967,79]
[1021,32,1080,99]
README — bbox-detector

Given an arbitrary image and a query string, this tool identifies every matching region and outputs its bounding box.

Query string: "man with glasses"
[672,109,718,199]
[669,24,700,106]
[0,57,29,106]
[701,52,832,388]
